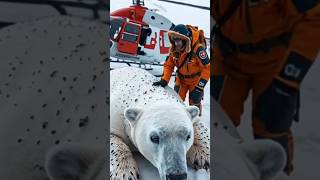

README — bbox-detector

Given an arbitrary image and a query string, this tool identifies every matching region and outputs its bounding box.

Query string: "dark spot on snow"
[56,110,60,116]
[50,70,57,77]
[42,122,48,129]
[79,116,89,128]
[92,75,97,81]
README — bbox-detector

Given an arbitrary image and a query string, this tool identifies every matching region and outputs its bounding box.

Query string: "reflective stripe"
[279,52,312,83]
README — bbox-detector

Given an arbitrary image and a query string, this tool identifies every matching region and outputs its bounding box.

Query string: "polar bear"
[110,67,210,180]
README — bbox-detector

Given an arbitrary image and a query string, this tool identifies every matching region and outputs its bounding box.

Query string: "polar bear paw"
[187,121,210,170]
[110,135,140,180]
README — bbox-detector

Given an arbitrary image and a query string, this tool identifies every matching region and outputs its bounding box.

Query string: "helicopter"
[110,0,175,66]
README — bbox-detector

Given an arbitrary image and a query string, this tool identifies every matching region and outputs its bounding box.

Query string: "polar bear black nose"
[166,172,187,180]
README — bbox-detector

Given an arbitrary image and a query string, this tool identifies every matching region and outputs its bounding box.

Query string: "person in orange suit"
[153,24,210,116]
[212,0,320,175]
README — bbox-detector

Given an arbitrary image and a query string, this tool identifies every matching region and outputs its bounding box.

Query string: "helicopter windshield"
[110,17,125,40]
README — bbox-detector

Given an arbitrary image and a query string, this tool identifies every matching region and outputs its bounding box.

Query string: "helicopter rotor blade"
[157,0,209,10]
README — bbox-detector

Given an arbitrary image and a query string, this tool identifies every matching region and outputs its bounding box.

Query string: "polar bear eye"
[186,134,191,141]
[150,135,160,144]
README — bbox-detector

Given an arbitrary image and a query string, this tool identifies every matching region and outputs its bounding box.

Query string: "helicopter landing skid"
[110,59,163,70]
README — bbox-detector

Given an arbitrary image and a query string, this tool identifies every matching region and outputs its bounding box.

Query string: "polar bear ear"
[45,143,101,180]
[186,106,200,122]
[239,140,286,180]
[124,107,143,123]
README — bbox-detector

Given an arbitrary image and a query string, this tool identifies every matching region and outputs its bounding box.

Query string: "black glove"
[255,79,299,133]
[152,79,168,87]
[190,86,204,104]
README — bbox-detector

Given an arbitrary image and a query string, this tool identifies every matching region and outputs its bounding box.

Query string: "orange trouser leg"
[174,77,189,101]
[252,73,294,175]
[175,77,203,115]
[213,58,251,126]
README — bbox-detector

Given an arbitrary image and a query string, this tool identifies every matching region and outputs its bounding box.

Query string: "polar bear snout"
[166,171,187,180]
[159,144,188,180]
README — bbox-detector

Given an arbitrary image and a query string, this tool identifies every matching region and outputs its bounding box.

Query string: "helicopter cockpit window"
[121,23,140,43]
[122,33,138,43]
[110,17,124,40]
[124,24,140,35]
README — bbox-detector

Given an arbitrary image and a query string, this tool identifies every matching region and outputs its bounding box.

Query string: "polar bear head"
[124,101,199,180]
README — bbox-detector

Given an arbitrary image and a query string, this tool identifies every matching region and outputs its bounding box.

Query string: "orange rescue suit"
[162,27,210,103]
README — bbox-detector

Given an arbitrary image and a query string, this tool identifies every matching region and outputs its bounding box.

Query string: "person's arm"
[189,46,210,104]
[161,55,175,83]
[277,2,320,88]
[153,55,175,87]
[255,2,320,133]
[196,46,211,90]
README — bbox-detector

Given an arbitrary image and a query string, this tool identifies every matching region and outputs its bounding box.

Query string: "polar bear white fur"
[110,67,210,180]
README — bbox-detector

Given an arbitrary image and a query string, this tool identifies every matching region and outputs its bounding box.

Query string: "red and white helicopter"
[110,0,174,66]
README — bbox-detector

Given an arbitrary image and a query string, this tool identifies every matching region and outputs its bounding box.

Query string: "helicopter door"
[118,22,141,55]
